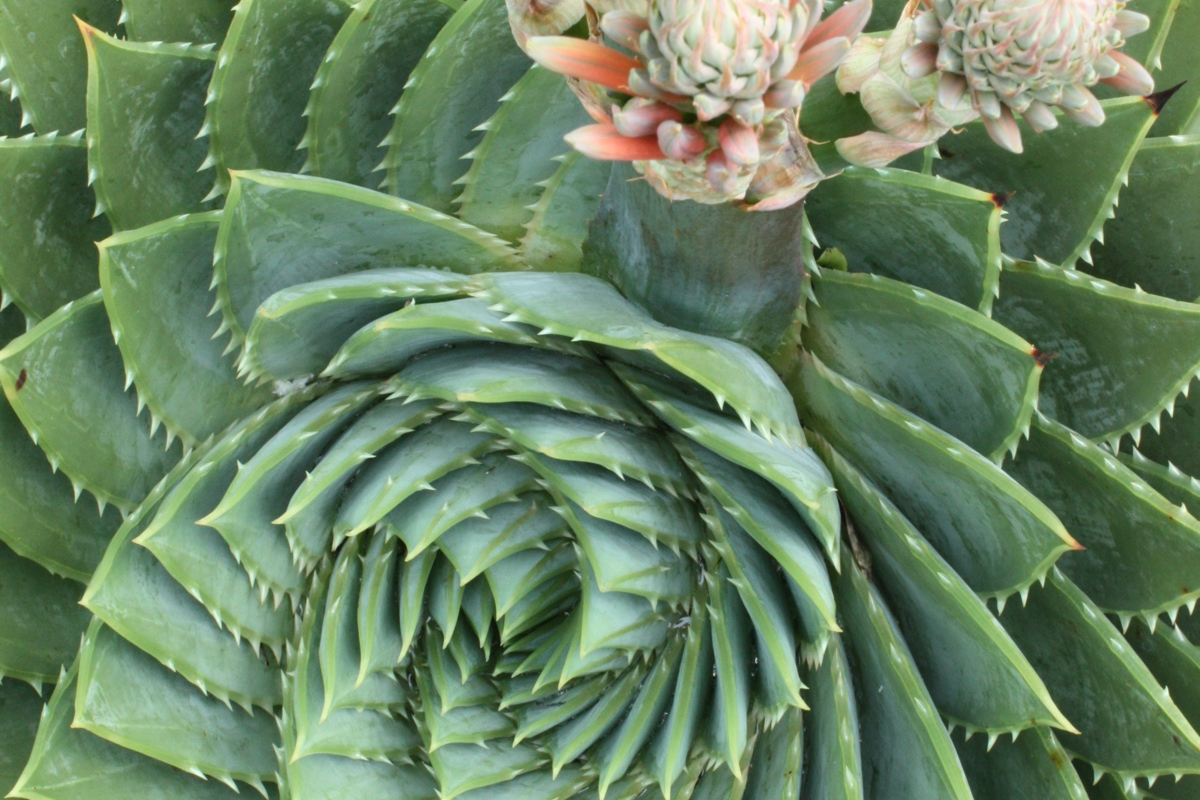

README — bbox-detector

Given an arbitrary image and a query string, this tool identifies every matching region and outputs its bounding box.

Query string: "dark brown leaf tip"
[1145,82,1186,116]
[1031,348,1057,368]
[992,191,1014,209]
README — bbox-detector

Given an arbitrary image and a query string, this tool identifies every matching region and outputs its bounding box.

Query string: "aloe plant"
[0,0,1198,798]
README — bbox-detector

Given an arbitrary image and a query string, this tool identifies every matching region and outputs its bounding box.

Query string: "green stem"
[580,163,808,357]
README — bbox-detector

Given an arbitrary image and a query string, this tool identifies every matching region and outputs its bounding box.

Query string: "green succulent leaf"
[705,504,805,709]
[1130,375,1200,479]
[455,65,591,243]
[461,401,692,496]
[135,393,312,654]
[0,62,26,136]
[705,561,753,774]
[803,269,1040,460]
[99,212,273,447]
[397,548,438,660]
[573,506,691,607]
[319,536,410,717]
[0,292,179,511]
[284,397,444,567]
[544,659,647,775]
[998,569,1200,778]
[286,753,435,800]
[933,97,1157,267]
[487,539,574,618]
[519,151,609,273]
[118,0,237,46]
[1118,446,1200,514]
[460,579,496,653]
[3,0,1199,795]
[427,738,546,800]
[334,415,497,539]
[1085,135,1200,302]
[10,661,247,800]
[953,727,1088,800]
[391,343,652,424]
[0,677,42,796]
[1006,414,1200,618]
[301,0,453,188]
[0,388,121,582]
[83,451,282,714]
[616,365,840,560]
[835,552,974,800]
[74,620,280,788]
[992,257,1200,446]
[673,437,837,650]
[379,0,530,212]
[1150,0,1200,136]
[743,706,804,800]
[521,452,706,555]
[354,515,404,680]
[640,593,711,796]
[576,558,668,655]
[798,634,863,800]
[203,382,381,604]
[201,0,353,198]
[471,270,806,442]
[0,0,120,134]
[437,498,567,584]
[593,632,684,795]
[795,355,1075,598]
[826,441,1074,734]
[0,540,89,688]
[805,167,1003,312]
[214,170,519,347]
[1125,618,1200,736]
[0,133,109,320]
[426,619,492,703]
[289,571,423,765]
[247,283,518,382]
[82,29,217,231]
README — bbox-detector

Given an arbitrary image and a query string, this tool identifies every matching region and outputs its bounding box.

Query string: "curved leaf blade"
[992,258,1200,446]
[805,167,1003,312]
[100,212,272,447]
[82,29,217,231]
[804,269,1040,460]
[0,292,180,511]
[379,0,530,211]
[302,0,453,188]
[0,134,109,320]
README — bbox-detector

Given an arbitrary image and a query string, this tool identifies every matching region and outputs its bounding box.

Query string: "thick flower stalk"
[836,0,1155,165]
[516,0,873,208]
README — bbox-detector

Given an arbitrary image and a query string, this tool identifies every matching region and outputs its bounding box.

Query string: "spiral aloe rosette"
[0,0,1199,799]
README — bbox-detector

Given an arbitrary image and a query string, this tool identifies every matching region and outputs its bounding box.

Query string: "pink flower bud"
[613,99,682,138]
[718,119,760,168]
[657,121,708,161]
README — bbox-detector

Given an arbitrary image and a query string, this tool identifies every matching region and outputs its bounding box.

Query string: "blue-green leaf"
[0,292,180,511]
[301,0,453,189]
[100,212,272,448]
[0,134,108,320]
[82,30,217,231]
[379,0,529,212]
